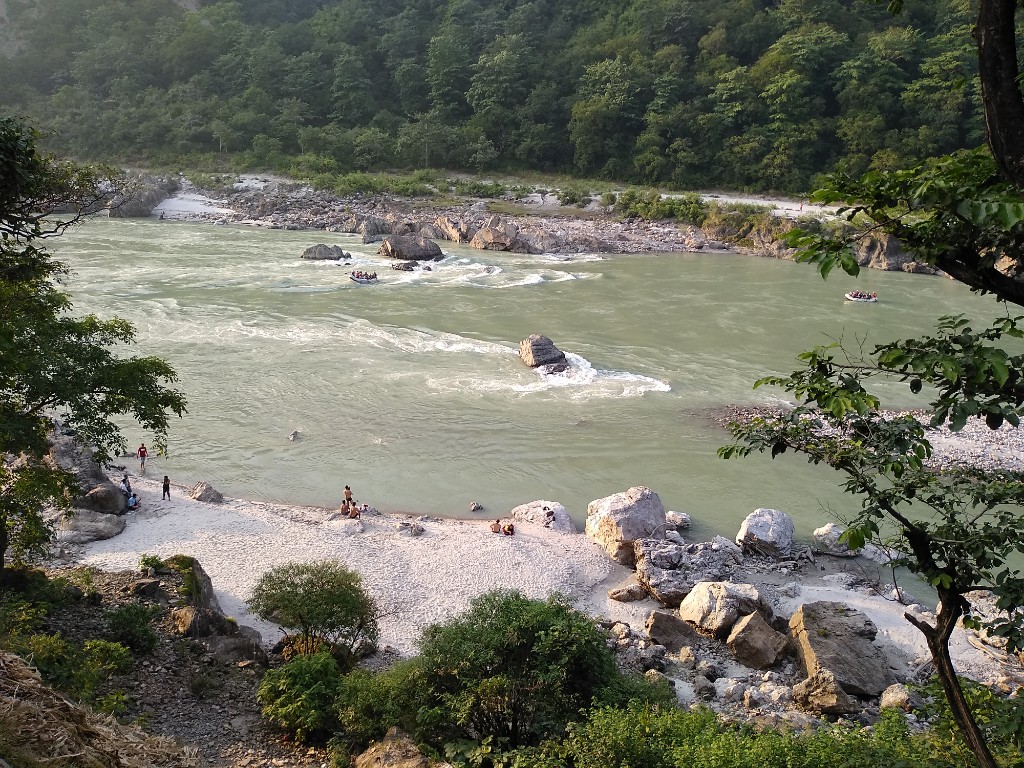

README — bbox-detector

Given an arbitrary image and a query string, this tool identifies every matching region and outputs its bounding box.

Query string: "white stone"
[585,486,666,566]
[736,508,794,558]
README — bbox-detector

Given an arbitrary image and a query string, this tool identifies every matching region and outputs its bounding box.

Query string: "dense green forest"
[0,0,986,192]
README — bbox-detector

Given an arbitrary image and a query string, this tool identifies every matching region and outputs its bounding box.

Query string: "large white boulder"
[510,500,575,533]
[678,581,774,638]
[812,523,857,556]
[56,509,126,544]
[585,486,666,567]
[736,507,794,558]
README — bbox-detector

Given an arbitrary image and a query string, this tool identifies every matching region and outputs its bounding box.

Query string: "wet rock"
[300,243,346,260]
[518,334,567,368]
[378,235,443,261]
[190,482,224,504]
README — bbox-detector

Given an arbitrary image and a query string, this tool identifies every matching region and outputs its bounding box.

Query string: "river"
[54,217,1000,539]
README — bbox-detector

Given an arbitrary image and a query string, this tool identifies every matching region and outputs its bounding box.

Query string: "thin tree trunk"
[908,593,998,768]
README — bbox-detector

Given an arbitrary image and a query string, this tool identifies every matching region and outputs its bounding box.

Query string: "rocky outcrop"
[301,243,348,260]
[726,610,788,669]
[854,233,939,275]
[736,508,794,558]
[469,217,518,251]
[190,482,224,503]
[792,669,859,715]
[378,235,443,261]
[518,334,567,368]
[677,581,773,638]
[109,174,179,218]
[434,215,475,243]
[510,500,576,533]
[634,536,743,607]
[56,510,126,544]
[354,727,433,768]
[788,601,896,696]
[585,486,666,567]
[166,556,267,664]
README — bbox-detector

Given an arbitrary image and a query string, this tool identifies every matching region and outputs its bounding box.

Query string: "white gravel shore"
[74,472,1024,691]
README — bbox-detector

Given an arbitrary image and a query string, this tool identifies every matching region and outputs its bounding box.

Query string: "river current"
[54,217,999,539]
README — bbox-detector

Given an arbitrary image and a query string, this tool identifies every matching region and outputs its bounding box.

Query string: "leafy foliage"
[257,651,345,743]
[0,0,986,192]
[412,589,661,748]
[104,604,161,654]
[0,115,186,575]
[246,560,378,663]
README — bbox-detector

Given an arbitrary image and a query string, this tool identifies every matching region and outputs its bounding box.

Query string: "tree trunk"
[909,593,998,768]
[974,0,1024,187]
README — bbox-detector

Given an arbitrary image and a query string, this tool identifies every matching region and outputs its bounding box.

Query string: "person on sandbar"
[490,519,502,533]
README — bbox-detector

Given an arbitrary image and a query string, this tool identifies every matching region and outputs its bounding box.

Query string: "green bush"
[413,590,626,748]
[9,634,128,701]
[453,179,509,198]
[138,553,164,571]
[616,189,707,223]
[558,186,589,206]
[916,677,1024,762]
[105,604,161,654]
[258,651,345,743]
[247,561,378,663]
[562,703,951,768]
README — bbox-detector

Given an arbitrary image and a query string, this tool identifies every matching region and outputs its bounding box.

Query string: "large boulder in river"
[519,335,567,367]
[677,581,773,638]
[469,218,519,251]
[736,507,794,558]
[378,235,443,261]
[585,486,666,567]
[301,243,347,260]
[789,601,896,696]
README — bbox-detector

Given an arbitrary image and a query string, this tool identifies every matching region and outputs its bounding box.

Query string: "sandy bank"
[73,474,1023,692]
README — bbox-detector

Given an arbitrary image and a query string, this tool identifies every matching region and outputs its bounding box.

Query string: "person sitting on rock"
[347,502,361,519]
[490,519,502,533]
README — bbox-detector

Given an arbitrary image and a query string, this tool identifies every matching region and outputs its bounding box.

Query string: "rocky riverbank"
[141,174,942,274]
[151,176,719,255]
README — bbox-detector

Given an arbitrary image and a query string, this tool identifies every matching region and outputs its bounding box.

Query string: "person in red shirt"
[138,443,148,472]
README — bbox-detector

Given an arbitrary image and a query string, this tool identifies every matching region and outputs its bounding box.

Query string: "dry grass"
[0,651,198,768]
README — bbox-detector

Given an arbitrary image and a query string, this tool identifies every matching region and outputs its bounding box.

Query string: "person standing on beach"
[344,485,353,505]
[138,443,148,472]
[162,475,171,500]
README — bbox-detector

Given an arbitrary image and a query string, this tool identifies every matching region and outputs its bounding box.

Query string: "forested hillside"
[0,0,985,192]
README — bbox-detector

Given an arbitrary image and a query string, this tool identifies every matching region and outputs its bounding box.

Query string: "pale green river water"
[54,217,1001,539]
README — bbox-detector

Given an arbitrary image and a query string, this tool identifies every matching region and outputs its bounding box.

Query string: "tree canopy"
[0,115,186,575]
[721,2,1024,765]
[0,0,988,192]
